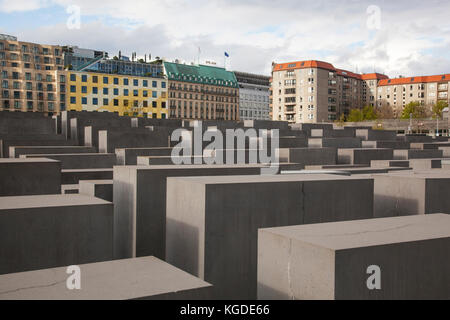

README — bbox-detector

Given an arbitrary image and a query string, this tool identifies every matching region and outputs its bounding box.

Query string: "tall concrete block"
[356,129,397,141]
[374,171,450,217]
[79,179,113,202]
[410,142,450,150]
[308,137,361,149]
[99,129,170,153]
[393,149,443,160]
[258,214,450,300]
[0,194,113,275]
[61,168,113,184]
[1,135,75,158]
[21,153,117,169]
[166,174,374,299]
[338,148,393,165]
[0,158,61,196]
[113,164,264,261]
[278,148,336,168]
[0,257,212,300]
[362,140,410,149]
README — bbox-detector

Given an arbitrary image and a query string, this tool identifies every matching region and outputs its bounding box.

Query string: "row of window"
[70,74,166,88]
[1,71,56,82]
[1,100,59,110]
[69,85,163,98]
[0,42,60,56]
[69,96,167,108]
[2,81,55,91]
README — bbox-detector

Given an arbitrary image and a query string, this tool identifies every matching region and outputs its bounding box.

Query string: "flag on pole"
[224,52,229,57]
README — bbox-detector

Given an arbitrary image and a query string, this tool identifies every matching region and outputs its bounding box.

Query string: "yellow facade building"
[66,71,168,118]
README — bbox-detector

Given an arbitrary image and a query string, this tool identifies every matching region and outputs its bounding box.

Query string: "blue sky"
[1,0,450,77]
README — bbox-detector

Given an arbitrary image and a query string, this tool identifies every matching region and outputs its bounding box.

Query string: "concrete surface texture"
[165,174,374,299]
[338,148,393,165]
[79,179,113,202]
[0,256,212,300]
[0,158,61,196]
[20,153,117,169]
[113,164,264,261]
[258,214,450,300]
[0,194,113,275]
[9,146,96,158]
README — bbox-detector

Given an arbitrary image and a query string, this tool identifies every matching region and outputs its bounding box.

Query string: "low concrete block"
[115,147,173,165]
[410,142,450,150]
[0,257,212,300]
[279,148,336,168]
[338,148,393,165]
[113,164,264,260]
[370,160,410,168]
[0,194,113,275]
[61,184,79,194]
[79,179,113,202]
[362,140,410,149]
[0,158,61,196]
[393,149,443,160]
[166,174,374,299]
[308,137,361,149]
[374,170,450,217]
[356,129,397,141]
[21,153,117,169]
[9,146,96,158]
[61,168,113,184]
[258,214,450,300]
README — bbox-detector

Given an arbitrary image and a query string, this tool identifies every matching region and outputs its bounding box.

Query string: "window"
[103,98,109,105]
[124,89,129,96]
[152,91,157,98]
[133,79,139,86]
[143,80,148,87]
[133,90,138,97]
[152,101,157,108]
[92,76,98,83]
[103,88,108,95]
[93,87,98,94]
[143,90,148,97]
[114,78,119,85]
[82,97,87,104]
[70,85,76,93]
[114,99,119,106]
[70,96,76,104]
[123,78,129,85]
[152,81,157,88]
[70,74,76,81]
[93,98,98,105]
[103,77,108,84]
[82,75,87,82]
[81,86,87,93]
[161,81,166,88]
[114,88,119,95]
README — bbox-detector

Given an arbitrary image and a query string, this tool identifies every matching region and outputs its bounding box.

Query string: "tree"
[362,105,378,120]
[376,103,394,119]
[432,100,448,119]
[400,101,428,119]
[347,108,364,122]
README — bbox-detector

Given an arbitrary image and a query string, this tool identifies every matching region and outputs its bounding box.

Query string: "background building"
[0,34,64,114]
[164,61,239,120]
[234,71,270,120]
[271,60,389,123]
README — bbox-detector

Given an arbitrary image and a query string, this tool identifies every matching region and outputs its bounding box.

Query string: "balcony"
[438,84,448,91]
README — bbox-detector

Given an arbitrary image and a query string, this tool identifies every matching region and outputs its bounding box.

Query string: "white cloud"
[4,0,450,77]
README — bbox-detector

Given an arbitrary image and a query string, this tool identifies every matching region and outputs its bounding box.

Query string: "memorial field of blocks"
[0,110,449,300]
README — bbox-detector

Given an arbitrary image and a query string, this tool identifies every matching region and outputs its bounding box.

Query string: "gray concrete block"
[393,149,443,160]
[115,147,173,165]
[279,148,336,168]
[356,129,397,141]
[279,137,308,148]
[308,137,362,148]
[439,146,450,157]
[21,153,116,169]
[258,214,450,300]
[362,140,410,149]
[9,146,96,158]
[338,148,393,165]
[79,180,113,202]
[165,174,374,299]
[136,155,209,165]
[410,142,450,150]
[408,158,443,170]
[0,194,113,275]
[374,170,450,217]
[61,168,113,184]
[0,158,61,196]
[113,164,264,261]
[371,160,410,168]
[1,135,75,158]
[0,256,212,300]
[61,184,79,194]
[401,135,434,143]
[99,129,170,153]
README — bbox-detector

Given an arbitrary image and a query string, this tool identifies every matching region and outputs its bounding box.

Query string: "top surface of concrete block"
[0,194,111,210]
[116,163,267,171]
[0,158,59,164]
[261,214,450,250]
[0,256,211,300]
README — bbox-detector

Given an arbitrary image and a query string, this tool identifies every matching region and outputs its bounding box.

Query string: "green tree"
[432,100,448,119]
[347,108,364,122]
[400,101,428,119]
[362,105,378,120]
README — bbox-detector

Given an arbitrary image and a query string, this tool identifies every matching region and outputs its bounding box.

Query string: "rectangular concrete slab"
[0,158,61,196]
[165,174,374,299]
[338,148,393,165]
[373,171,450,217]
[258,214,450,300]
[278,147,336,168]
[79,179,113,202]
[0,194,113,275]
[393,149,443,160]
[0,256,212,300]
[115,147,173,165]
[9,146,96,158]
[113,164,265,260]
[21,153,117,169]
[61,168,113,184]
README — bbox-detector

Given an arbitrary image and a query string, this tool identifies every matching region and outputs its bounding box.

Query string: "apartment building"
[0,34,65,114]
[234,71,270,120]
[164,62,239,120]
[66,71,168,118]
[377,74,450,118]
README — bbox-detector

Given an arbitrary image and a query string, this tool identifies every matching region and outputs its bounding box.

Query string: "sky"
[1,0,450,78]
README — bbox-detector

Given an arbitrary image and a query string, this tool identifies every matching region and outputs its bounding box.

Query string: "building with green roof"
[164,61,239,120]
